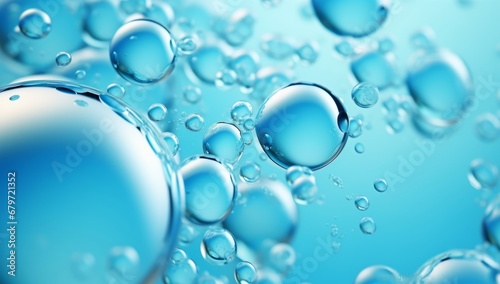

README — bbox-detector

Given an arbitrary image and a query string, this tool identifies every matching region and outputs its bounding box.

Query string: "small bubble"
[351,82,379,108]
[56,52,72,67]
[261,34,297,60]
[242,132,253,145]
[243,118,256,131]
[74,100,88,107]
[374,178,388,192]
[468,159,499,190]
[185,113,205,132]
[235,261,257,284]
[201,228,237,265]
[360,217,376,234]
[183,85,202,104]
[177,34,199,56]
[148,103,167,122]
[240,161,261,183]
[329,175,344,188]
[108,246,140,281]
[18,8,51,39]
[170,248,187,265]
[162,132,180,156]
[348,117,363,138]
[261,0,282,8]
[203,122,244,164]
[354,142,365,154]
[268,243,295,273]
[215,69,238,89]
[231,101,253,124]
[107,83,125,98]
[75,70,87,80]
[410,27,436,50]
[355,196,370,211]
[334,40,355,57]
[9,95,20,101]
[296,41,319,64]
[475,113,500,141]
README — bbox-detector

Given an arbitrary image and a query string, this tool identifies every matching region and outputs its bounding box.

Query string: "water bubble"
[75,70,87,80]
[56,52,72,67]
[74,99,89,107]
[183,85,202,104]
[84,1,123,44]
[214,9,255,47]
[348,117,363,138]
[144,1,174,29]
[468,159,499,190]
[177,34,199,56]
[329,175,344,188]
[71,253,95,279]
[351,51,396,89]
[162,132,180,156]
[296,41,320,64]
[170,248,188,265]
[240,161,261,183]
[414,250,500,283]
[9,95,20,101]
[354,265,402,284]
[286,166,317,205]
[185,113,205,132]
[180,155,236,225]
[242,132,253,145]
[243,118,256,131]
[261,0,282,8]
[261,34,297,60]
[110,19,176,84]
[215,69,238,89]
[355,142,365,154]
[108,246,140,281]
[229,51,260,90]
[334,40,355,57]
[107,83,126,98]
[378,37,395,53]
[360,217,376,234]
[355,196,370,211]
[311,0,390,37]
[189,46,227,84]
[286,166,313,185]
[235,261,257,284]
[374,178,388,192]
[148,103,168,122]
[231,101,253,124]
[164,251,197,284]
[223,179,298,252]
[252,67,292,101]
[178,221,198,246]
[475,113,500,141]
[203,122,244,164]
[351,82,379,108]
[255,83,349,170]
[407,49,473,127]
[483,197,500,250]
[268,243,296,273]
[201,228,237,265]
[410,27,436,50]
[18,9,51,39]
[119,0,151,14]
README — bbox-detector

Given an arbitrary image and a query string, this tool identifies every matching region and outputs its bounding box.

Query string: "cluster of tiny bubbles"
[185,113,205,132]
[334,40,355,58]
[18,8,51,39]
[75,69,87,80]
[255,82,349,170]
[183,85,202,104]
[231,101,253,124]
[374,178,388,192]
[483,196,500,250]
[83,0,123,47]
[475,113,500,141]
[148,103,168,122]
[163,248,198,284]
[201,228,238,265]
[55,51,72,67]
[179,155,236,225]
[162,132,180,156]
[119,0,151,15]
[108,246,140,282]
[410,27,436,50]
[355,142,365,154]
[203,122,244,164]
[329,174,344,188]
[229,50,260,91]
[348,116,363,138]
[360,217,377,234]
[296,41,320,64]
[286,165,318,205]
[311,0,390,38]
[215,68,238,89]
[260,34,297,60]
[109,19,177,84]
[188,45,228,84]
[0,81,181,283]
[413,250,500,283]
[378,37,395,54]
[267,243,296,273]
[251,67,292,101]
[381,95,412,134]
[235,261,258,284]
[107,83,126,98]
[239,161,261,183]
[351,50,396,89]
[351,82,379,108]
[213,8,255,47]
[354,265,402,284]
[355,195,370,211]
[406,49,473,128]
[176,34,199,56]
[468,159,499,190]
[223,179,298,257]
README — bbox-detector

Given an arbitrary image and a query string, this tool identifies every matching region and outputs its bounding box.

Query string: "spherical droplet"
[231,101,253,125]
[348,117,363,138]
[110,19,176,84]
[235,261,257,284]
[107,83,125,98]
[355,265,402,284]
[147,103,167,122]
[180,155,236,225]
[183,85,202,104]
[468,159,499,190]
[355,196,370,211]
[475,113,500,141]
[177,34,199,56]
[164,254,197,284]
[354,142,365,154]
[239,161,261,183]
[351,82,379,108]
[360,217,376,234]
[255,83,349,170]
[268,243,296,273]
[203,122,244,164]
[351,51,396,89]
[185,113,205,132]
[9,95,20,101]
[215,69,238,89]
[108,246,140,281]
[74,100,88,107]
[162,132,180,156]
[56,52,72,67]
[374,178,388,192]
[201,228,237,265]
[18,9,51,39]
[188,46,227,84]
[483,197,500,250]
[311,0,390,37]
